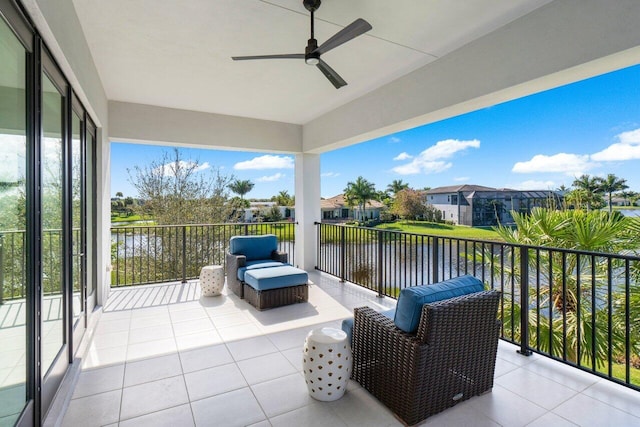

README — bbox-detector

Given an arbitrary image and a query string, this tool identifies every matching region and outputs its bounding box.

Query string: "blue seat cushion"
[394,275,484,334]
[237,260,286,281]
[244,265,308,291]
[229,234,278,261]
[342,308,395,346]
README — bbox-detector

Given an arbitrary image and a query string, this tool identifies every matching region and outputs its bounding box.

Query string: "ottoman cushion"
[237,260,286,281]
[244,265,308,291]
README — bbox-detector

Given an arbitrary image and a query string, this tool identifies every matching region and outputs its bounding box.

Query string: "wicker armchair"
[225,235,288,298]
[351,290,501,426]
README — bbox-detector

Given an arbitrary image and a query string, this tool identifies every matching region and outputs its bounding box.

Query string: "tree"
[391,189,427,220]
[596,173,628,214]
[115,191,123,198]
[492,208,633,365]
[571,174,603,211]
[272,190,293,206]
[343,176,377,222]
[128,148,238,225]
[386,179,409,195]
[228,179,254,200]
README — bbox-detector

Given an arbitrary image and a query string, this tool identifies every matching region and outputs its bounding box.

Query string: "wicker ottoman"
[303,327,352,401]
[199,265,224,296]
[243,265,308,310]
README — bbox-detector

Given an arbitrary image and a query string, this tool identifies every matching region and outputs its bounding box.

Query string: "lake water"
[620,209,640,217]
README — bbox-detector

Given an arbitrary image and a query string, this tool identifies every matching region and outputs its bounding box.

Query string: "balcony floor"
[57,271,639,426]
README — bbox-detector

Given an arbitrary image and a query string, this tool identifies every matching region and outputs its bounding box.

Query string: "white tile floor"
[58,272,640,427]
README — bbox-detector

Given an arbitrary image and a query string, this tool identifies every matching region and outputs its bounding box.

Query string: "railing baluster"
[518,246,532,356]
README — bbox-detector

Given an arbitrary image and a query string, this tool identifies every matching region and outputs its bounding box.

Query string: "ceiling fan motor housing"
[305,38,320,65]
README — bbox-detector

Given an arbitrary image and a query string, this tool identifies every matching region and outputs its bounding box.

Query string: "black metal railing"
[315,222,640,391]
[0,228,81,303]
[110,221,296,287]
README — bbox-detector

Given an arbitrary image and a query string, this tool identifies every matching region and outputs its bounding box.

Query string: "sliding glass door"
[0,2,97,424]
[0,14,28,427]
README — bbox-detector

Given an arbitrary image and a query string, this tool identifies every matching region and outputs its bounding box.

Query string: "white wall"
[303,0,640,154]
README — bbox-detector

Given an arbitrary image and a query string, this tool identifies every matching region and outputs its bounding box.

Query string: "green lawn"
[111,213,152,223]
[375,221,503,241]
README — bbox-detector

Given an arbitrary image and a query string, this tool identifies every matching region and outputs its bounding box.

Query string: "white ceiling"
[72,0,553,125]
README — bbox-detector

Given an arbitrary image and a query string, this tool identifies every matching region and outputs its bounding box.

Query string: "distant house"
[242,201,294,222]
[321,194,385,221]
[426,185,560,226]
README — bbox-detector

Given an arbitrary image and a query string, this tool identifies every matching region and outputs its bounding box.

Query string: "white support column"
[294,153,320,271]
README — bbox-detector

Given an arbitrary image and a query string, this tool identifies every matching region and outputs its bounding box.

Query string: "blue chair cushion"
[342,308,395,346]
[237,260,287,281]
[229,234,278,261]
[393,275,484,334]
[244,265,308,291]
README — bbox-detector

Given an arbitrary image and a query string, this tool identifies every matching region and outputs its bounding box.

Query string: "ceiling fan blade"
[316,59,347,89]
[232,54,304,60]
[314,18,372,55]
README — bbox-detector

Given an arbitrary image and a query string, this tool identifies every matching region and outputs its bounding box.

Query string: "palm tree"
[228,179,254,200]
[572,174,602,211]
[386,179,409,195]
[492,208,632,365]
[596,173,628,214]
[272,190,293,206]
[344,176,377,222]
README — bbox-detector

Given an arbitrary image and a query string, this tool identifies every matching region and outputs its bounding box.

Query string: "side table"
[199,265,224,296]
[302,327,352,401]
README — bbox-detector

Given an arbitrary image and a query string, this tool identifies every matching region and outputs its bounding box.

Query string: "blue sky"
[111,64,640,200]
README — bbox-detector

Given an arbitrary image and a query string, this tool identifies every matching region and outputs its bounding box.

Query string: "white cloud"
[389,136,401,143]
[256,173,284,182]
[393,161,451,175]
[392,139,480,175]
[512,153,595,175]
[454,176,469,182]
[393,152,413,161]
[154,160,210,177]
[591,128,640,161]
[234,155,294,170]
[513,180,556,190]
[321,172,340,178]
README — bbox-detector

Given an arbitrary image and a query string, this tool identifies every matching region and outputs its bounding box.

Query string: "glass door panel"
[0,15,28,426]
[40,72,65,377]
[71,111,84,327]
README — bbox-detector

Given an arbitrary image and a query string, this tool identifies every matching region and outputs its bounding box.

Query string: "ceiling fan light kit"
[232,0,372,89]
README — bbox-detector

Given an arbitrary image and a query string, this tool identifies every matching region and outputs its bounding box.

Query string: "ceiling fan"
[232,0,372,89]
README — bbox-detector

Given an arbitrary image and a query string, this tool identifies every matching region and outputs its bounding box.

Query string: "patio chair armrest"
[353,306,422,347]
[271,250,288,264]
[225,252,246,298]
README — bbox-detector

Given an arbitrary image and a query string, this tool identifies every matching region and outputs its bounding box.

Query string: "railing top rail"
[315,222,640,261]
[111,221,298,230]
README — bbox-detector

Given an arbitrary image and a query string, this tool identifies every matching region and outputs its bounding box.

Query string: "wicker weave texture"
[243,283,308,310]
[225,252,246,298]
[352,290,501,426]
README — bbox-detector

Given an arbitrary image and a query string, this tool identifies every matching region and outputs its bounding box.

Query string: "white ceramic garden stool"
[303,327,352,401]
[199,265,224,296]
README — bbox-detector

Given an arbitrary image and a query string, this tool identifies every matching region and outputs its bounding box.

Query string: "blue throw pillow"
[229,234,277,261]
[393,275,484,334]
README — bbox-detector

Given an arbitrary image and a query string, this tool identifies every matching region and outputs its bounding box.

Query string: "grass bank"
[375,221,503,241]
